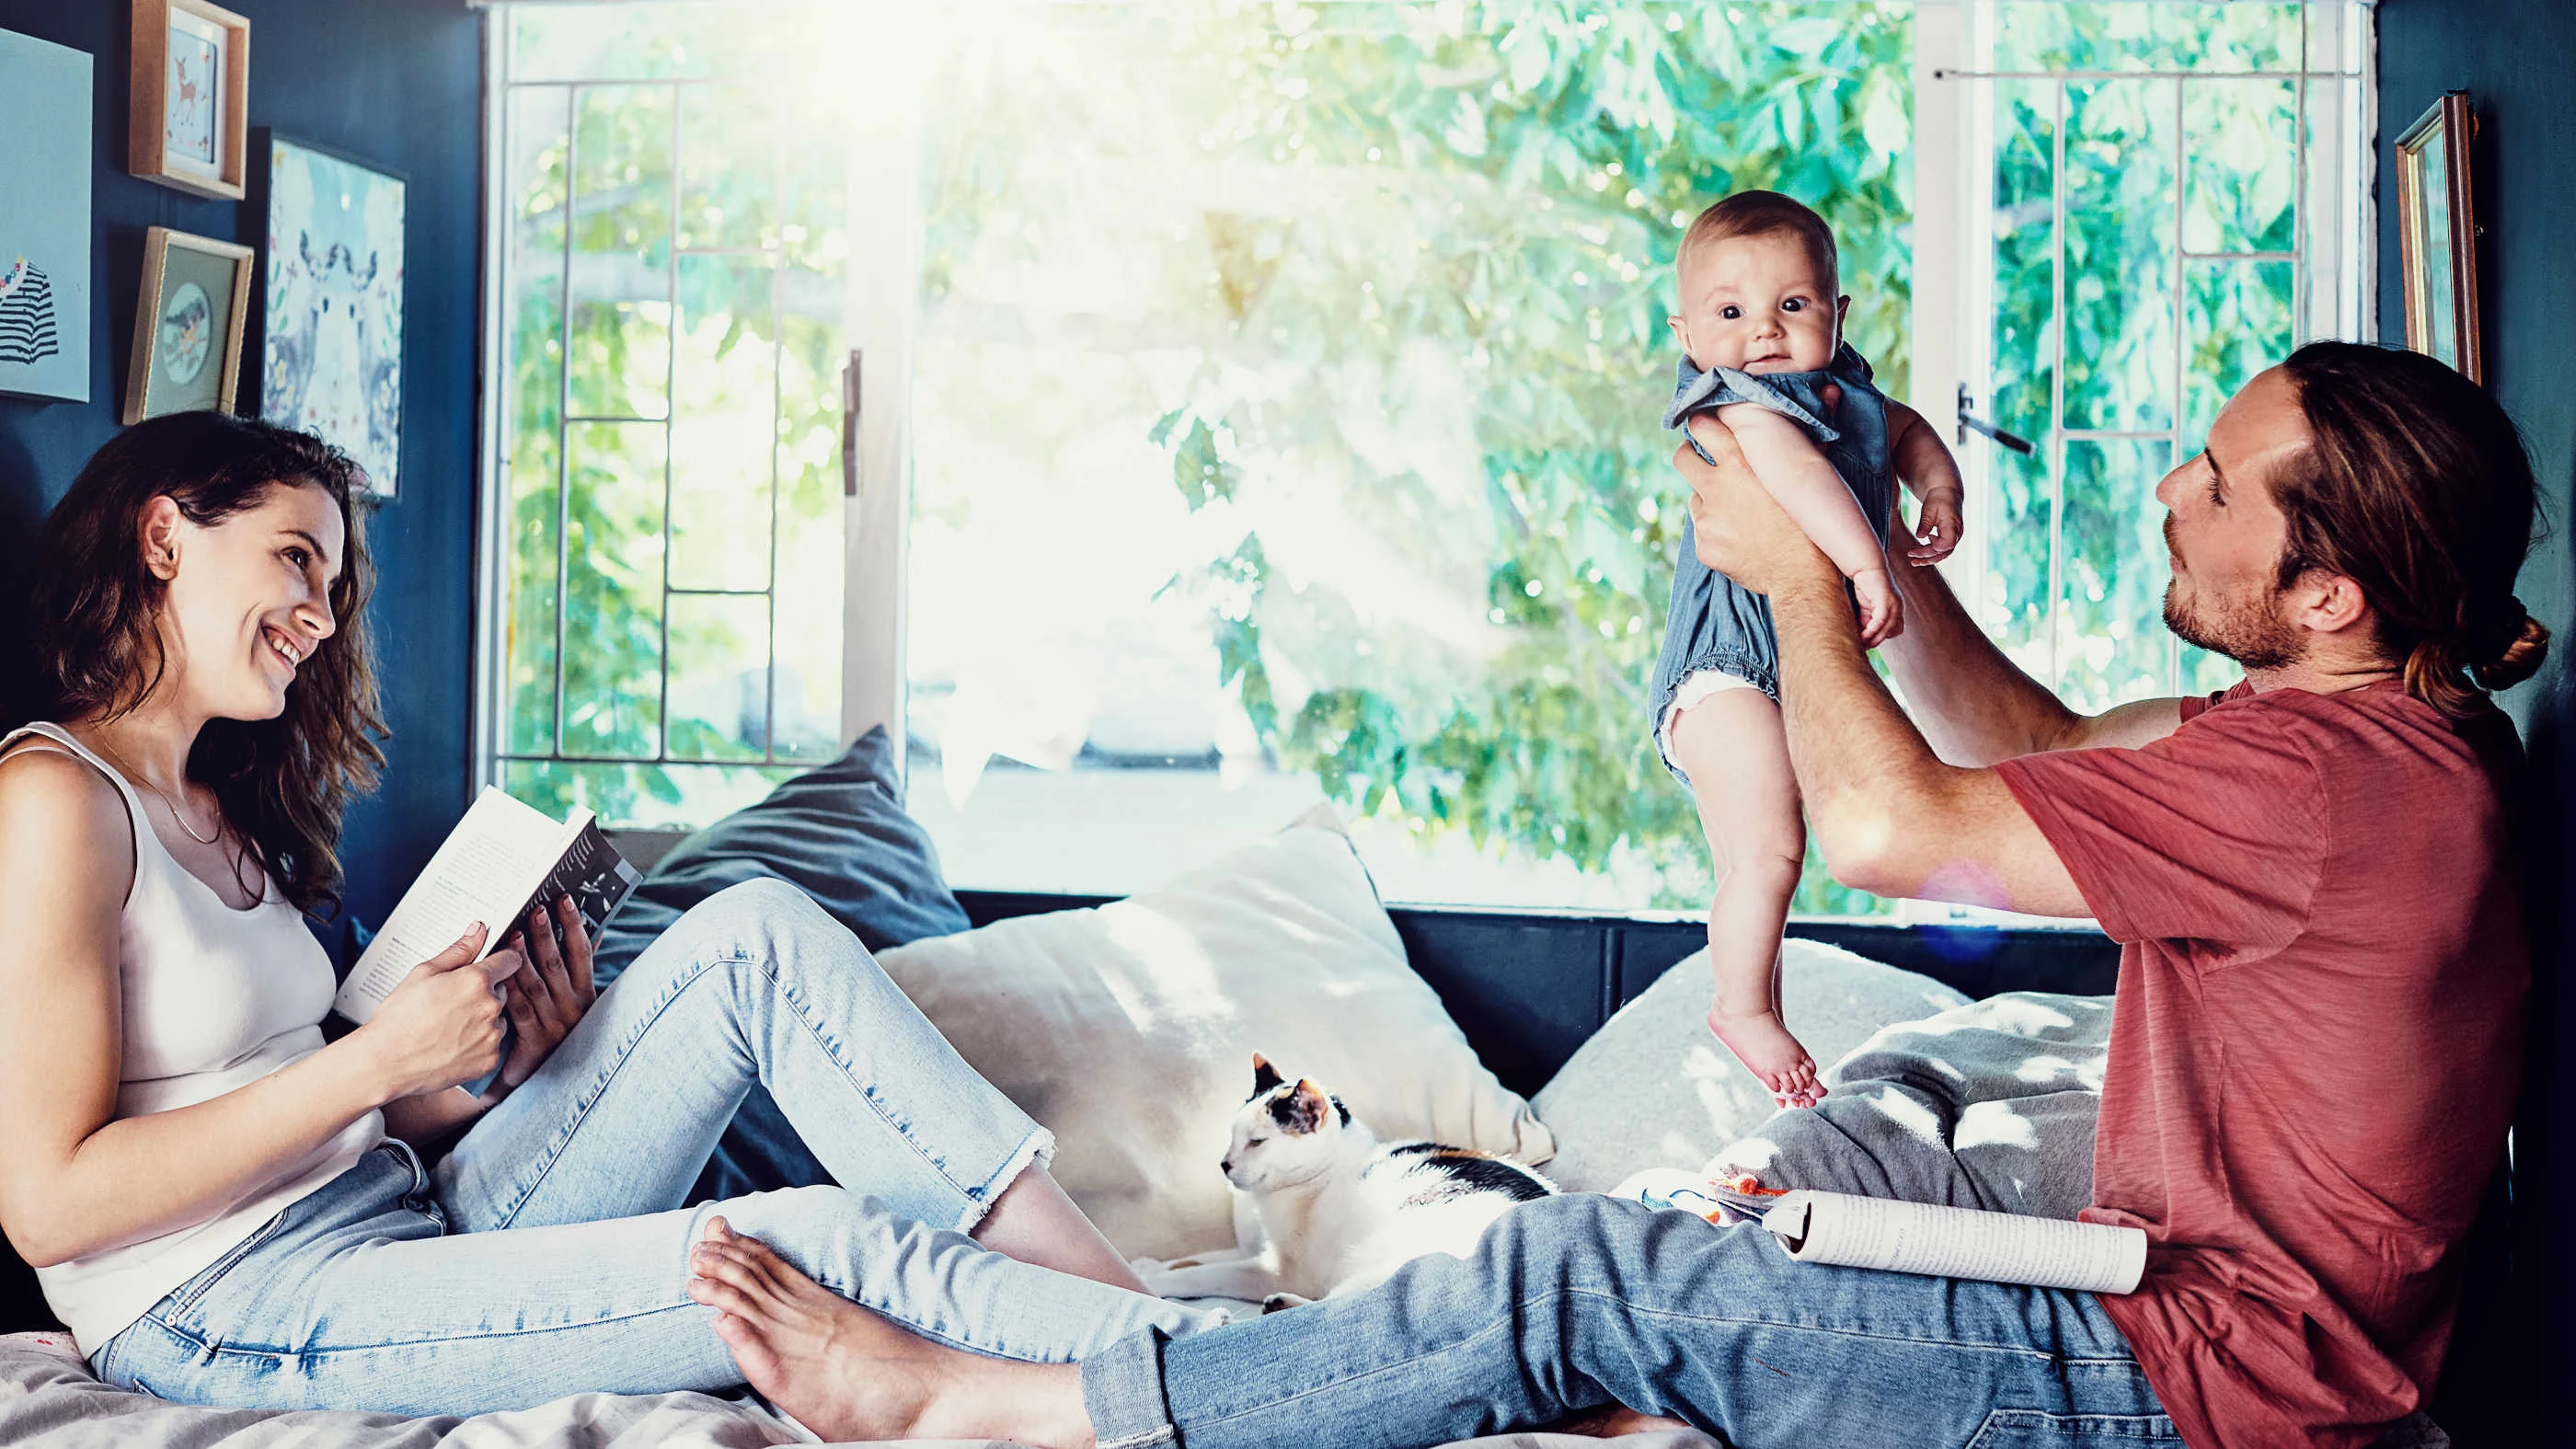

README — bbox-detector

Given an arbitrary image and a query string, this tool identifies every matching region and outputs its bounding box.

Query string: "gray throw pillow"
[1531,940,1969,1193]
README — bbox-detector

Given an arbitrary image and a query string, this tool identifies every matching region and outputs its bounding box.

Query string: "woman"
[0,413,1211,1416]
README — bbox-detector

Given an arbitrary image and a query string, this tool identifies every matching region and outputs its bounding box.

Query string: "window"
[477,1,2373,914]
[475,11,858,827]
[1914,0,2373,713]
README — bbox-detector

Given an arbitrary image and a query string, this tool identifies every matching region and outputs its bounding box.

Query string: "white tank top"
[5,723,384,1355]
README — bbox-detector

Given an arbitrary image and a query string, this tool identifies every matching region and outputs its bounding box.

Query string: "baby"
[1650,190,1964,1107]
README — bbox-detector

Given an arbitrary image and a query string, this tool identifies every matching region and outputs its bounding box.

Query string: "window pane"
[680,85,780,252]
[2062,78,2175,433]
[562,420,666,759]
[569,86,673,420]
[773,300,846,762]
[669,252,777,591]
[903,1,1913,910]
[666,592,773,761]
[2057,438,2174,713]
[2182,259,2294,455]
[2182,79,2296,257]
[503,85,569,756]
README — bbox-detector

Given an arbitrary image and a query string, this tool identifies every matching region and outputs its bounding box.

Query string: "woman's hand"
[352,924,524,1101]
[482,894,597,1098]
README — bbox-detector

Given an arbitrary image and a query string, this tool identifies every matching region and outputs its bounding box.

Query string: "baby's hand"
[1853,568,1903,647]
[1908,488,1964,566]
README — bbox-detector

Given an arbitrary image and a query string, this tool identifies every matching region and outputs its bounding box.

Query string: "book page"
[1763,1190,2146,1294]
[329,788,568,1022]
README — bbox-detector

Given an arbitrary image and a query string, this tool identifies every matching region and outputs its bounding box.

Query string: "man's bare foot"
[1706,1004,1824,1108]
[686,1217,1090,1446]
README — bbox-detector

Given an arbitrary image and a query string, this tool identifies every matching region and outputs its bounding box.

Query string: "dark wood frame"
[2395,90,2481,384]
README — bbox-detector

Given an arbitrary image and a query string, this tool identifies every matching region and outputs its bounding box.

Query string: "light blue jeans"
[90,879,1213,1417]
[1082,1193,2176,1449]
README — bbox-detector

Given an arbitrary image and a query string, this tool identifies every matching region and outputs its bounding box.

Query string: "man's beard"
[2162,577,2305,671]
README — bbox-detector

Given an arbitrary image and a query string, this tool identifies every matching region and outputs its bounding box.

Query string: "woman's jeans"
[90,879,1213,1417]
[1082,1194,2177,1449]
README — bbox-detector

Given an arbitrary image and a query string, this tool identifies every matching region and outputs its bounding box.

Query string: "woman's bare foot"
[686,1217,1091,1446]
[1706,1003,1824,1108]
[1556,1404,1700,1437]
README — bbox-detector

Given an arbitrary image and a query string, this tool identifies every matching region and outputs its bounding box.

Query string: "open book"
[331,788,642,1088]
[1761,1190,2147,1294]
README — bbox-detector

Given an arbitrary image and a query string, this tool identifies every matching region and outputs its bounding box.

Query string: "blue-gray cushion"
[591,726,970,1199]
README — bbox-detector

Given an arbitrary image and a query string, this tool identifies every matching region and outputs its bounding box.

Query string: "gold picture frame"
[130,0,250,201]
[2394,91,2480,384]
[125,225,255,425]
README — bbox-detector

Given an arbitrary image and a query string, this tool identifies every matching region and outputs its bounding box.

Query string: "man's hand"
[1676,415,1840,598]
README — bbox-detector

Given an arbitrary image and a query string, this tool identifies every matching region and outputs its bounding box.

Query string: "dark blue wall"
[2378,2,2576,1441]
[0,0,484,930]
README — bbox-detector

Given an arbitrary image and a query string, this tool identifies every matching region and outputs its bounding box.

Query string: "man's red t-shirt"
[1994,680,2524,1449]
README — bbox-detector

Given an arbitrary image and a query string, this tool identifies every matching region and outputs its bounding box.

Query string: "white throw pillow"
[1530,940,1968,1193]
[874,826,1555,1259]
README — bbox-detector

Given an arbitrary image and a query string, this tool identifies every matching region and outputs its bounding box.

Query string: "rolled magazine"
[1760,1190,2147,1294]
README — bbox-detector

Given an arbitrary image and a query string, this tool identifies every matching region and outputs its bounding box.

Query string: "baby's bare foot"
[686,1217,1086,1445]
[1706,1005,1826,1108]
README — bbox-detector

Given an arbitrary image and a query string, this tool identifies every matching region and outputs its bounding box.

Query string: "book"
[1759,1190,2147,1294]
[331,788,642,1092]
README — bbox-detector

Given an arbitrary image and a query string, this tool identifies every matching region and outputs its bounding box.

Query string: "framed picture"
[129,0,248,201]
[125,225,254,424]
[256,134,407,499]
[0,28,93,403]
[2394,91,2480,384]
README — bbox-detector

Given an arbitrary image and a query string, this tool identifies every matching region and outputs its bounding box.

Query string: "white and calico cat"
[1138,1054,1556,1310]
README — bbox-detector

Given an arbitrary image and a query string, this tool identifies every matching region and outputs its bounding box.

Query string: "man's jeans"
[1082,1193,2178,1449]
[91,879,1213,1417]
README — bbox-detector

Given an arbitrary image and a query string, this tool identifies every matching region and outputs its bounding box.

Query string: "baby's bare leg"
[1668,689,1823,1108]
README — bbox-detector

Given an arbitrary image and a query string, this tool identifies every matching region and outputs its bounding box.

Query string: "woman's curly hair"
[22,413,386,915]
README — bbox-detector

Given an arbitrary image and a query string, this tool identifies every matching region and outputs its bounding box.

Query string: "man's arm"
[1676,419,2088,915]
[1877,494,2184,766]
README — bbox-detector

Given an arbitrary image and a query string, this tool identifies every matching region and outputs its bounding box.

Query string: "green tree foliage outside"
[494,1,2331,914]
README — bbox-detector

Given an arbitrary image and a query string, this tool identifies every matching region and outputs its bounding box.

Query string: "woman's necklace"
[91,738,221,845]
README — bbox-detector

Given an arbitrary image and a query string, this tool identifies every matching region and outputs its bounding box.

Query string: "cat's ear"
[1281,1079,1331,1134]
[1251,1053,1284,1098]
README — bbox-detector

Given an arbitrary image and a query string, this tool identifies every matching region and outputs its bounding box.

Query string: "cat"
[1137,1054,1557,1311]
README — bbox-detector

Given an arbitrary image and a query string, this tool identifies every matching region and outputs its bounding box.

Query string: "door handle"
[841,349,864,499]
[1957,383,2036,455]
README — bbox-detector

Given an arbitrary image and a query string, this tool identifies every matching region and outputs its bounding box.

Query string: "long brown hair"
[2275,341,2550,718]
[22,413,386,914]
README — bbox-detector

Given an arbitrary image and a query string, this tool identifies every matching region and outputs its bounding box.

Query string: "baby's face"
[1669,230,1847,375]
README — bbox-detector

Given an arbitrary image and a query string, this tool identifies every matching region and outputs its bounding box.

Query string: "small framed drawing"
[125,225,254,424]
[2394,91,2480,384]
[130,0,249,201]
[256,134,407,498]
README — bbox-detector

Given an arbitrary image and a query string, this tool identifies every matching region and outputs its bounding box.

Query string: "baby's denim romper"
[1648,341,1896,783]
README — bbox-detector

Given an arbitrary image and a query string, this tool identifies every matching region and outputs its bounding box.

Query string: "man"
[681,342,2544,1449]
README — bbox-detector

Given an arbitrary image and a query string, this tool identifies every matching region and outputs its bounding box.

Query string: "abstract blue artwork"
[260,135,406,497]
[0,29,94,403]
